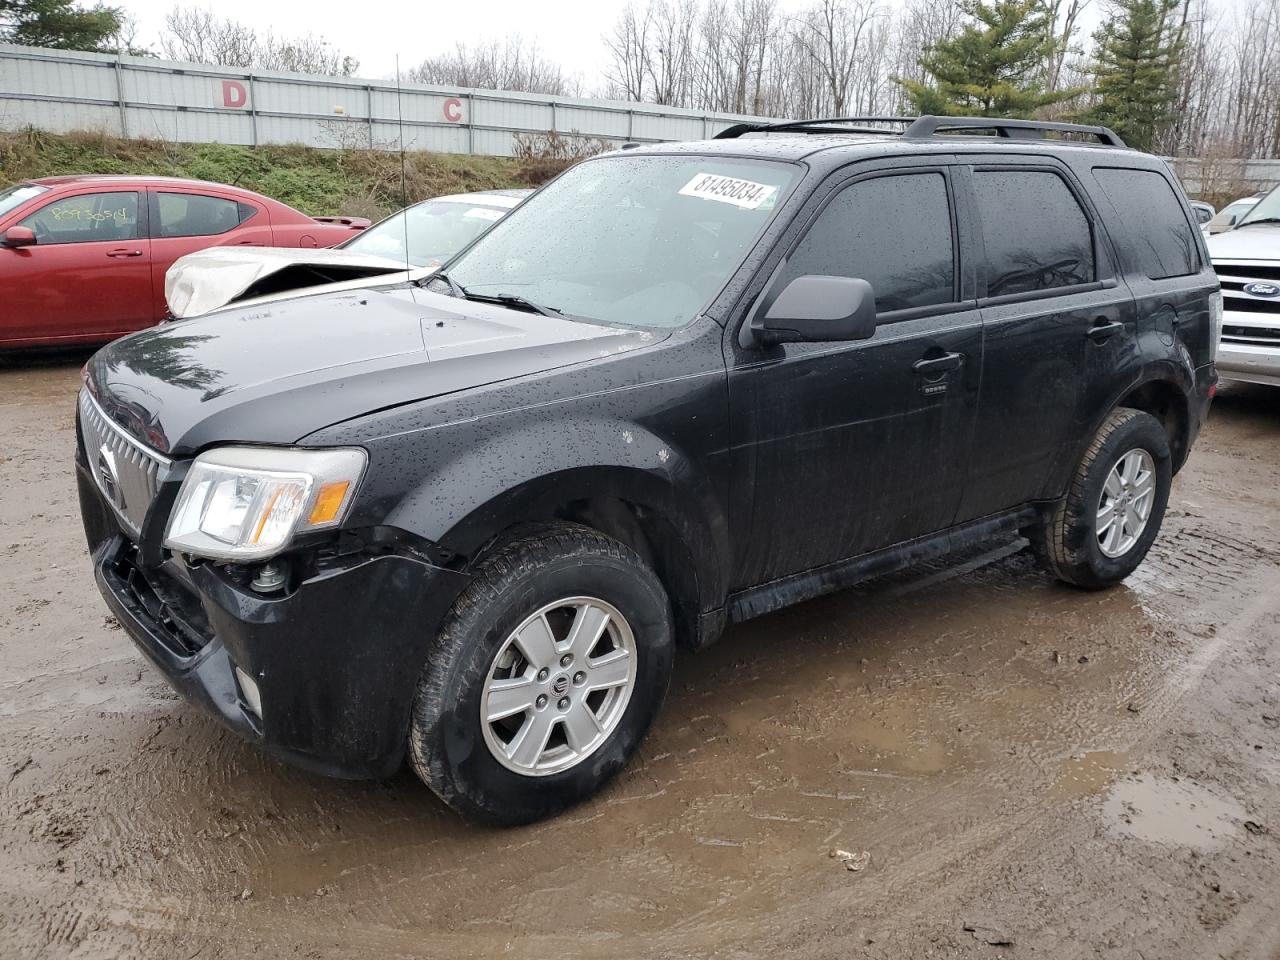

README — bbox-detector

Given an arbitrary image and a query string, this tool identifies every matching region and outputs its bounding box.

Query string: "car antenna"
[395,54,410,278]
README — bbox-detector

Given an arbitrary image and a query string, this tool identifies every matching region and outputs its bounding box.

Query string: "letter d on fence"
[222,80,248,109]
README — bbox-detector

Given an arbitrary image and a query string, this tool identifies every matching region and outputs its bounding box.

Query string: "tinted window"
[156,193,247,238]
[973,170,1094,297]
[19,192,139,244]
[779,172,955,313]
[1094,168,1199,279]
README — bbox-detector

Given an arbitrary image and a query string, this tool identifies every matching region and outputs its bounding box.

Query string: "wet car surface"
[2,357,1278,958]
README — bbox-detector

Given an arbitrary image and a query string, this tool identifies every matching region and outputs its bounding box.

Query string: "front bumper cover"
[79,459,469,780]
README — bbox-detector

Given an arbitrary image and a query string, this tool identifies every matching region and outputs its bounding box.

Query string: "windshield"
[444,155,799,329]
[1237,186,1279,227]
[340,198,512,267]
[0,183,49,220]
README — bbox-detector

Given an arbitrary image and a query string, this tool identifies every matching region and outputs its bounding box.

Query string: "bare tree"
[408,37,577,96]
[160,7,357,76]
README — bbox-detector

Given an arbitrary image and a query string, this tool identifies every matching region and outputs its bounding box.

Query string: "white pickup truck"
[1207,183,1280,386]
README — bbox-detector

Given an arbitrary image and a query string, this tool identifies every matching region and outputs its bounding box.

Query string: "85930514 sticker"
[678,173,778,210]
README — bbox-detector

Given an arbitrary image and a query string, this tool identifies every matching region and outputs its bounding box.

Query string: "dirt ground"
[1,355,1278,960]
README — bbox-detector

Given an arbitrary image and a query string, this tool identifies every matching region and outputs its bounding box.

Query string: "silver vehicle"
[165,189,530,319]
[1207,184,1280,386]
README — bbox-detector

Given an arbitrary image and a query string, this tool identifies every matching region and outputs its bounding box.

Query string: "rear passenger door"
[955,161,1134,523]
[727,163,983,588]
[147,189,269,318]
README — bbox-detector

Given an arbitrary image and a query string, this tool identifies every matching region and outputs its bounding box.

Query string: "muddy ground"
[1,356,1278,960]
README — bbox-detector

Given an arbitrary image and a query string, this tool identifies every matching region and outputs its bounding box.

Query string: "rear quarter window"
[1092,168,1200,280]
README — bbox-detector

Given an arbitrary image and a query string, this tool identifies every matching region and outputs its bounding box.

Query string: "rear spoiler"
[312,216,372,230]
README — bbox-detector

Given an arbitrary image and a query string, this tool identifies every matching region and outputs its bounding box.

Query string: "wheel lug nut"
[537,668,549,681]
[573,671,586,685]
[560,654,573,668]
[557,696,570,711]
[536,694,548,709]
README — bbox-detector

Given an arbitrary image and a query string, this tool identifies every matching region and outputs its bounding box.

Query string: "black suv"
[77,116,1219,823]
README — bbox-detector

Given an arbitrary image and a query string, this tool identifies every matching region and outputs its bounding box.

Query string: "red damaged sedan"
[0,176,369,348]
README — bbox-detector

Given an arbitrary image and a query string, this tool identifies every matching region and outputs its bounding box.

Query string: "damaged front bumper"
[78,458,469,780]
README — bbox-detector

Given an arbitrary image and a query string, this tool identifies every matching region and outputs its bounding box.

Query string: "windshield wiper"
[1237,217,1280,228]
[420,273,566,318]
[462,291,565,318]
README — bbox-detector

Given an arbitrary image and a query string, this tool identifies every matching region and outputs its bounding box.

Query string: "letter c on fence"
[222,80,248,109]
[443,97,463,123]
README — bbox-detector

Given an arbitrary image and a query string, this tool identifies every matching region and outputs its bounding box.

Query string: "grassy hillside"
[0,127,535,219]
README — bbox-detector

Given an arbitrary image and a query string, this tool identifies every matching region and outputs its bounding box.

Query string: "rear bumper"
[79,460,469,780]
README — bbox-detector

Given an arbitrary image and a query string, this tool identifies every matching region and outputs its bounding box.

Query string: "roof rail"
[902,116,1127,147]
[713,114,1127,148]
[713,117,915,139]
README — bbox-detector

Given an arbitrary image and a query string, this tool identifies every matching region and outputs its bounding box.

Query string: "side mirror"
[1227,214,1238,226]
[3,226,35,248]
[747,275,877,347]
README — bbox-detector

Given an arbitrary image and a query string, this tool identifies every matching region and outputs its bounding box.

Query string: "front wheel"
[1032,407,1172,589]
[407,524,673,824]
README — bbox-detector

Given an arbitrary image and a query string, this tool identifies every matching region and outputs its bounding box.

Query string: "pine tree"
[0,0,123,52]
[896,0,1077,118]
[1084,0,1184,151]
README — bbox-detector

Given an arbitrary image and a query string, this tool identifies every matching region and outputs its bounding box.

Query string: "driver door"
[726,165,983,589]
[2,190,152,344]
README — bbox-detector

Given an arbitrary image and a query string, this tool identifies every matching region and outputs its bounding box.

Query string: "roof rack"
[714,114,1127,148]
[714,117,915,139]
[903,116,1126,146]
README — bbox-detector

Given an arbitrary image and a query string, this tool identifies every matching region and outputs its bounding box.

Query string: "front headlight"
[165,446,367,561]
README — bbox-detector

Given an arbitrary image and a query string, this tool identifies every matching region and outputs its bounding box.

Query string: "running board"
[726,507,1039,624]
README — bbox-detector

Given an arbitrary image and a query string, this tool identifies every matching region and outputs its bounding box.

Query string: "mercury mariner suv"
[77,116,1219,824]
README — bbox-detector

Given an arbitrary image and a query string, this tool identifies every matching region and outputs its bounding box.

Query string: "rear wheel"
[1031,407,1172,589]
[407,524,673,824]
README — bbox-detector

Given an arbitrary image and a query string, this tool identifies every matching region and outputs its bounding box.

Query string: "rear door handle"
[1087,319,1124,342]
[106,248,143,258]
[913,352,965,376]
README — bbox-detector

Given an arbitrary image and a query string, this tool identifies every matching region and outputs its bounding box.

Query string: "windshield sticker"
[464,207,504,221]
[679,173,778,210]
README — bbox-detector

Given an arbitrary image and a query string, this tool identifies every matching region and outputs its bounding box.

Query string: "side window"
[779,172,955,314]
[19,192,139,244]
[156,193,248,238]
[972,170,1095,298]
[1093,168,1199,280]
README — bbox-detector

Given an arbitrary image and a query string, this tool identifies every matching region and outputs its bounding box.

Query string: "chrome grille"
[1214,261,1280,318]
[78,390,172,537]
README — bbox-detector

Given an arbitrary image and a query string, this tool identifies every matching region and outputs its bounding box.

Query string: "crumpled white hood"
[165,246,410,319]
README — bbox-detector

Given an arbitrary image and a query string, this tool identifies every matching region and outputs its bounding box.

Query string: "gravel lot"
[2,355,1278,959]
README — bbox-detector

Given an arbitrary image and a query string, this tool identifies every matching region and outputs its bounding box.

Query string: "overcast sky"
[116,0,1249,94]
[119,0,671,90]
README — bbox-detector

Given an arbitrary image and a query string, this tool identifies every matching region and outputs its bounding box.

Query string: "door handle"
[106,248,143,258]
[913,352,965,376]
[1087,319,1124,342]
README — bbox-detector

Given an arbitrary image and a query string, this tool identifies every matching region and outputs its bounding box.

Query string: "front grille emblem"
[97,444,124,511]
[1243,281,1279,298]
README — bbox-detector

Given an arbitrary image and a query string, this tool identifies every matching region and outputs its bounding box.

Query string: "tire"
[1031,407,1172,590]
[407,523,674,824]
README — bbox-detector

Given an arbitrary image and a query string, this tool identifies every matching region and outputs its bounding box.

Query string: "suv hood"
[86,285,661,456]
[1206,223,1280,260]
